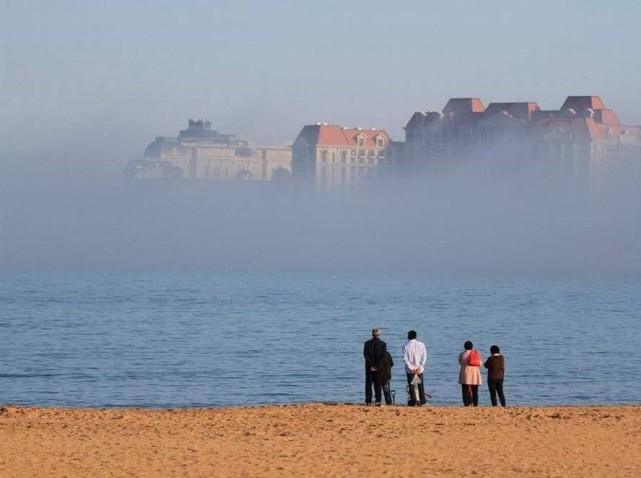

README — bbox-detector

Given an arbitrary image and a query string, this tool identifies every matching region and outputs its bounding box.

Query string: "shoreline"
[1,403,640,477]
[3,399,639,409]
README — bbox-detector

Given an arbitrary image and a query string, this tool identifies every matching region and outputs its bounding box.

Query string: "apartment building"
[401,96,641,186]
[125,120,292,181]
[291,123,392,192]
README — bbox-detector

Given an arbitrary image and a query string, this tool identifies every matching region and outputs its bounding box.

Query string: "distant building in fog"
[401,95,641,187]
[126,97,641,194]
[292,123,393,193]
[125,120,291,181]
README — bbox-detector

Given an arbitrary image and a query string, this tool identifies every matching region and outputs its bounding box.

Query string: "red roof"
[483,102,540,121]
[594,109,620,125]
[443,98,485,115]
[295,124,391,147]
[561,96,607,111]
[531,117,603,142]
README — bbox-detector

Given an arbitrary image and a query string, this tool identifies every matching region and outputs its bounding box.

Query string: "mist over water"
[0,148,641,275]
[1,143,640,278]
[1,139,640,408]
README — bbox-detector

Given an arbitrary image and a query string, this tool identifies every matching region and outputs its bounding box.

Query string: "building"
[125,120,292,181]
[291,123,393,193]
[530,97,641,188]
[401,96,641,187]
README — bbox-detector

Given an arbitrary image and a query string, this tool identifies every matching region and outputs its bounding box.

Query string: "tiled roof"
[483,102,540,122]
[438,98,486,128]
[403,94,641,145]
[561,96,607,111]
[593,109,620,125]
[531,117,603,142]
[443,98,485,115]
[404,111,443,129]
[144,137,186,159]
[295,124,391,147]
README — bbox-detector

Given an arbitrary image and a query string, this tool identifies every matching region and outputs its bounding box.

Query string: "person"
[458,340,482,406]
[381,350,394,405]
[484,344,506,406]
[363,328,387,406]
[402,330,427,406]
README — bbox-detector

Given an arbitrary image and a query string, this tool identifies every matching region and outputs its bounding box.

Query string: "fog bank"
[1,147,640,278]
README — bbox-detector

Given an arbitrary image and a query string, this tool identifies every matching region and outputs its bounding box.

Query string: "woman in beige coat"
[458,340,482,406]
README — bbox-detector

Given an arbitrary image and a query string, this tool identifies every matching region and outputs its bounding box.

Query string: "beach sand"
[1,403,640,477]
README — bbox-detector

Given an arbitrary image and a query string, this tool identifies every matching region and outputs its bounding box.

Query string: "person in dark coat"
[381,350,394,405]
[363,328,387,406]
[484,344,506,406]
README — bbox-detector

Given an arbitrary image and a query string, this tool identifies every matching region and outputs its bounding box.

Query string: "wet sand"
[1,403,640,477]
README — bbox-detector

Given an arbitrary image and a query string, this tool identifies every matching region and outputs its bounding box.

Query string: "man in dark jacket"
[363,328,387,406]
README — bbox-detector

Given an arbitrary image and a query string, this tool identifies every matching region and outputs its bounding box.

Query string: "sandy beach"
[1,403,640,477]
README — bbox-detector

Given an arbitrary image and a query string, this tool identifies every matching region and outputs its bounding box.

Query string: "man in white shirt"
[402,330,427,406]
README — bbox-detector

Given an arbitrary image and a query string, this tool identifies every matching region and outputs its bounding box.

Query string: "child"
[483,345,506,406]
[381,350,394,405]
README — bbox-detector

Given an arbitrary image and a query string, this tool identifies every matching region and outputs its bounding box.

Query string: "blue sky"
[2,0,640,152]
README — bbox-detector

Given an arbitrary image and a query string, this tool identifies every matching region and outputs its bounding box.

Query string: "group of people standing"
[364,329,506,407]
[363,328,428,407]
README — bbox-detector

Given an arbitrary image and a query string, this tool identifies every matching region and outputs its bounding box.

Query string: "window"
[376,136,384,147]
[357,136,365,147]
[341,151,347,163]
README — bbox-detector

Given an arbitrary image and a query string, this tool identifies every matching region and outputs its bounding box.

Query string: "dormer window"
[375,135,385,147]
[356,135,366,147]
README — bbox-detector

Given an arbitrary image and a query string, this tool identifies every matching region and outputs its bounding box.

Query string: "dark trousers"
[365,369,383,404]
[382,380,393,405]
[462,384,479,406]
[406,373,426,406]
[488,379,506,406]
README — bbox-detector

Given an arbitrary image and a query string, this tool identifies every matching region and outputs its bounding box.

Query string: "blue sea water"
[0,270,639,408]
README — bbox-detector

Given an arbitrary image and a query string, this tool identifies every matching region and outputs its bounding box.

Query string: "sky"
[1,0,640,276]
[2,0,641,152]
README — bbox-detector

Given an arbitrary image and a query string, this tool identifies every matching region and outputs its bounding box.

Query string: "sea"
[1,270,639,408]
